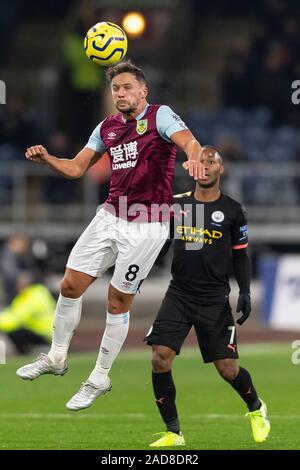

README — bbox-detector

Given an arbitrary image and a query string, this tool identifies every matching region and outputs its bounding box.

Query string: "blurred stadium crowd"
[0,0,300,350]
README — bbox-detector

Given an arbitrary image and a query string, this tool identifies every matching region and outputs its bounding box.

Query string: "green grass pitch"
[0,344,299,450]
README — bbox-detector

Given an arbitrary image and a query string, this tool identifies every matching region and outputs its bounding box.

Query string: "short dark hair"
[105,59,147,85]
[202,145,224,164]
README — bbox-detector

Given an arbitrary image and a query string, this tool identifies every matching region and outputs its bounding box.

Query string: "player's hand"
[25,145,49,164]
[182,160,206,180]
[236,292,251,325]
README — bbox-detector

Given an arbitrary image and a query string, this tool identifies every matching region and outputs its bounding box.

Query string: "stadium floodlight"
[122,12,146,38]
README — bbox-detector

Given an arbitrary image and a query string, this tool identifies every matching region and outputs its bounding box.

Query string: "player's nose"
[200,162,209,172]
[117,88,125,97]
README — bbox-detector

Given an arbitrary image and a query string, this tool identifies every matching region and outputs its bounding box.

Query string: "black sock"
[226,367,261,411]
[152,371,180,434]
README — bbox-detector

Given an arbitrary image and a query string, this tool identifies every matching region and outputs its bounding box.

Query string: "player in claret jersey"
[145,146,270,447]
[17,60,205,412]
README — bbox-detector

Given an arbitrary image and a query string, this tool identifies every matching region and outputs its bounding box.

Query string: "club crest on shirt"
[136,119,148,135]
[211,211,225,223]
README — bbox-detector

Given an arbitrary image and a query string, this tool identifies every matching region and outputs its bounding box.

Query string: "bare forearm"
[25,145,101,178]
[181,137,204,180]
[184,139,203,162]
[170,130,205,180]
[43,154,82,179]
[25,145,101,179]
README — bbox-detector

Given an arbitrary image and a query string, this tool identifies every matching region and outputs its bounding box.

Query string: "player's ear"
[220,164,225,175]
[142,85,148,99]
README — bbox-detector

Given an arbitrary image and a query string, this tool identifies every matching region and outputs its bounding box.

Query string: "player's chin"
[197,178,214,188]
[116,103,132,114]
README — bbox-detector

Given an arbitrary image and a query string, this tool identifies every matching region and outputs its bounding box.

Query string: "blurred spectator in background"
[255,43,292,126]
[221,0,300,127]
[281,17,300,62]
[0,0,23,64]
[261,0,288,35]
[0,271,55,354]
[42,130,80,204]
[0,98,40,203]
[215,133,245,162]
[58,0,104,144]
[221,38,254,108]
[0,234,39,305]
[0,97,40,158]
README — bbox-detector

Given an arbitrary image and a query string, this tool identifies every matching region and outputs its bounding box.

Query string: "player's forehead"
[200,147,222,162]
[111,72,140,87]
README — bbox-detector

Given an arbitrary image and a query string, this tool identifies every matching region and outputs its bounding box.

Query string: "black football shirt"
[168,191,248,304]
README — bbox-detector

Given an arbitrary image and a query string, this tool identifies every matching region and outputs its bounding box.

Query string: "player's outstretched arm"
[25,145,103,179]
[170,130,205,180]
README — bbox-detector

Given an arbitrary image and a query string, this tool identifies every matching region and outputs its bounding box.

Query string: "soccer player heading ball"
[145,146,270,446]
[17,60,206,411]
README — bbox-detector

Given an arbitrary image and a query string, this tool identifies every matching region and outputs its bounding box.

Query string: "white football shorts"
[66,207,169,294]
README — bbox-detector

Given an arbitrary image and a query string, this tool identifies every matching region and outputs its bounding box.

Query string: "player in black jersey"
[145,146,270,447]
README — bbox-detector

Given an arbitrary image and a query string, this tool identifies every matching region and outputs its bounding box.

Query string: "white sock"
[47,294,82,364]
[88,311,130,386]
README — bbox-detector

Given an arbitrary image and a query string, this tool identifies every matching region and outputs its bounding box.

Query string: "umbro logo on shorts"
[122,281,133,289]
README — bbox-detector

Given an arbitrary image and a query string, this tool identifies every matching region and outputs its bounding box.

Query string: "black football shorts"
[145,290,238,363]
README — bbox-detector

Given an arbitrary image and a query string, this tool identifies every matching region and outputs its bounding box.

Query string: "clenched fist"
[25,145,49,164]
[236,292,251,325]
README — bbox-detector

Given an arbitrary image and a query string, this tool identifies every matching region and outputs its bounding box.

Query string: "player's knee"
[152,347,174,373]
[215,360,239,382]
[107,292,128,313]
[60,277,81,298]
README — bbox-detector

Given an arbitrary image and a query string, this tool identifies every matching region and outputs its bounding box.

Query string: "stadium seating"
[185,107,299,164]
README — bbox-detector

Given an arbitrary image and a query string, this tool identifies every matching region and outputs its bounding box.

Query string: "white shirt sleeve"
[156,105,188,142]
[85,122,107,154]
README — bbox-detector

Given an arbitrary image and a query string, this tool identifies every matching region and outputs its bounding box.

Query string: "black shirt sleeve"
[232,247,251,294]
[231,203,251,293]
[231,204,248,250]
